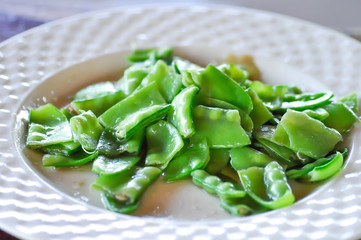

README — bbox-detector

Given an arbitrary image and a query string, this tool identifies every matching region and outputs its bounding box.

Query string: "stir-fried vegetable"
[25,47,360,216]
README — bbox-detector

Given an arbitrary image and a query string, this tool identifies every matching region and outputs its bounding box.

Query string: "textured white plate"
[1,5,361,240]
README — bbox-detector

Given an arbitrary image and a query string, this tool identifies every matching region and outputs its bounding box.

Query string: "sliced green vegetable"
[168,86,199,138]
[139,60,183,102]
[163,138,209,182]
[42,151,98,167]
[73,82,117,100]
[126,47,173,65]
[70,110,104,152]
[272,110,342,158]
[340,92,359,114]
[195,65,253,113]
[322,102,359,134]
[145,120,184,169]
[115,65,150,96]
[191,169,246,199]
[246,88,273,128]
[205,149,230,174]
[26,104,73,147]
[238,161,295,209]
[92,155,141,175]
[217,63,249,84]
[38,141,81,156]
[96,129,144,156]
[230,146,273,170]
[287,151,346,182]
[191,106,250,148]
[99,81,166,132]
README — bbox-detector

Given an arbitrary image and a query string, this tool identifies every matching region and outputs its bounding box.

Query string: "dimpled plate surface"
[1,5,361,240]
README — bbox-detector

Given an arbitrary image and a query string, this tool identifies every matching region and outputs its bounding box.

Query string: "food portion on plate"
[24,47,360,216]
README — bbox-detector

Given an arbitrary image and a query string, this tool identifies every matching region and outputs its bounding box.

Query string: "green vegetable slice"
[145,120,184,169]
[92,155,141,175]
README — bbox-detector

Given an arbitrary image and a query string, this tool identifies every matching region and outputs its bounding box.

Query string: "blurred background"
[1,0,361,239]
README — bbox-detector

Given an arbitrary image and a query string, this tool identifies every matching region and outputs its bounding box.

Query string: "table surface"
[1,1,361,239]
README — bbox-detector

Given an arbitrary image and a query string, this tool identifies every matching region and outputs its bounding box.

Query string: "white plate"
[1,5,361,240]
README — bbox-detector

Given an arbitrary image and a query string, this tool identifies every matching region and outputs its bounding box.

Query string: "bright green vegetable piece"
[238,161,295,209]
[287,151,346,182]
[181,68,203,87]
[172,57,201,74]
[92,155,141,175]
[42,151,98,167]
[322,102,359,134]
[205,149,230,174]
[247,81,289,110]
[70,110,104,152]
[94,166,161,205]
[115,65,150,96]
[279,92,334,111]
[191,169,246,199]
[303,108,329,121]
[38,141,81,156]
[26,104,73,147]
[217,63,249,84]
[145,120,184,169]
[191,106,251,148]
[253,126,307,168]
[163,138,209,182]
[99,81,166,131]
[168,86,199,138]
[194,96,253,134]
[272,110,342,159]
[195,65,253,113]
[96,129,144,156]
[340,92,359,114]
[220,195,267,216]
[73,82,118,100]
[126,47,173,65]
[115,104,171,139]
[139,60,183,102]
[61,108,75,120]
[101,193,139,214]
[72,90,126,116]
[230,146,273,170]
[246,88,273,128]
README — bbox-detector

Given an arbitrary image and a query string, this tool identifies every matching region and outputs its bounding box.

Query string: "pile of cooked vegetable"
[26,47,360,216]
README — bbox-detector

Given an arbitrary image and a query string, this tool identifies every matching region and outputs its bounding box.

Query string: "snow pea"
[115,65,150,96]
[101,193,139,214]
[38,141,81,156]
[205,149,230,174]
[217,63,249,84]
[182,68,204,87]
[145,120,184,169]
[163,138,209,182]
[279,92,334,111]
[246,81,289,110]
[230,147,273,170]
[42,151,98,167]
[172,57,201,74]
[287,150,346,182]
[168,86,199,138]
[98,81,166,133]
[322,102,359,134]
[195,65,253,113]
[70,110,104,152]
[340,92,359,114]
[96,129,144,156]
[139,60,183,102]
[194,96,253,135]
[61,108,75,120]
[115,104,171,139]
[191,169,246,199]
[73,82,118,100]
[126,47,173,65]
[253,125,307,168]
[93,166,161,207]
[191,105,250,148]
[220,195,267,216]
[238,161,295,209]
[303,108,329,121]
[246,88,273,128]
[272,110,342,159]
[92,155,141,175]
[26,104,73,147]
